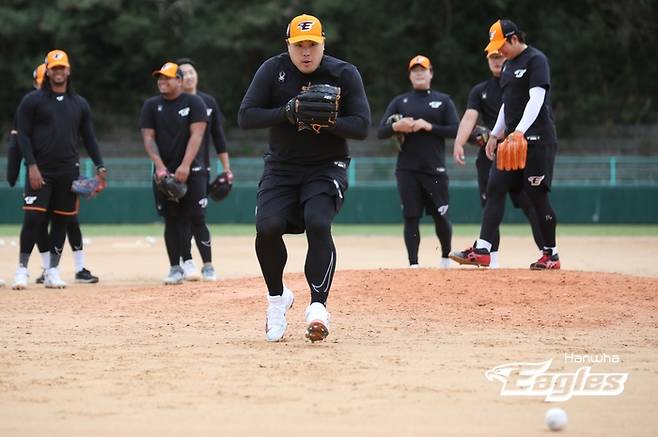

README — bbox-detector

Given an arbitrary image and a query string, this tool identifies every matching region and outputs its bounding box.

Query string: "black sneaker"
[35,269,46,284]
[75,268,99,284]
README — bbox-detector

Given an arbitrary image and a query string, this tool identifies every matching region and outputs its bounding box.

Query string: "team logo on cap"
[53,52,64,60]
[297,21,315,31]
[489,30,496,41]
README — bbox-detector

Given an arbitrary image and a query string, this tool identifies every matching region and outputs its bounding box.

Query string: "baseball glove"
[385,113,405,150]
[496,131,528,171]
[208,172,232,202]
[286,84,340,134]
[71,176,102,199]
[468,125,490,147]
[155,174,187,201]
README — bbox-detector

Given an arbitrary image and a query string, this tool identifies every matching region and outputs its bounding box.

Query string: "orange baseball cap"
[152,62,183,79]
[485,19,519,53]
[486,49,503,58]
[45,49,70,68]
[286,14,324,44]
[408,55,432,70]
[33,63,46,86]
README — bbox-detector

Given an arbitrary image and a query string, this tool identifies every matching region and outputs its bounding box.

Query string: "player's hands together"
[453,143,466,166]
[392,117,415,133]
[28,164,45,190]
[154,165,168,181]
[174,164,190,183]
[485,135,499,161]
[412,118,432,132]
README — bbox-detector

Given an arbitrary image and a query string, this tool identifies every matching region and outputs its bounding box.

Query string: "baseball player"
[451,49,544,268]
[451,19,560,270]
[176,58,233,281]
[238,14,371,342]
[377,55,459,269]
[7,63,100,285]
[139,62,208,285]
[12,49,106,289]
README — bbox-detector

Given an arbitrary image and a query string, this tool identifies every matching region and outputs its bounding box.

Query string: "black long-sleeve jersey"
[238,53,371,165]
[15,89,103,173]
[198,91,228,170]
[139,93,208,172]
[378,89,459,174]
[500,46,557,145]
[467,77,503,162]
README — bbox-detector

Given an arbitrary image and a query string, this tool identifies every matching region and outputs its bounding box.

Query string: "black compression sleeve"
[80,99,104,167]
[16,95,37,166]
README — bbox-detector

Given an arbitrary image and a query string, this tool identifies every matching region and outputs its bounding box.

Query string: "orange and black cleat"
[530,250,561,270]
[449,246,491,267]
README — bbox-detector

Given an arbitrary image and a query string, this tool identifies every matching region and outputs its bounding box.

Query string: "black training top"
[139,93,208,172]
[467,77,503,161]
[238,53,371,165]
[378,89,459,174]
[198,91,228,170]
[467,77,502,129]
[15,89,103,173]
[500,46,557,145]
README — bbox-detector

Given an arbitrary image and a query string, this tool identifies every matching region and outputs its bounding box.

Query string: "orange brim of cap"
[152,70,177,78]
[287,35,324,44]
[48,60,70,68]
[485,38,505,53]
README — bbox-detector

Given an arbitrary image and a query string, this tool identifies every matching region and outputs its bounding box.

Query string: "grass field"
[1,223,657,237]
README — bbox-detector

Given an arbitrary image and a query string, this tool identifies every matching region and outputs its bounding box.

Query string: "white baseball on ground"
[545,407,568,431]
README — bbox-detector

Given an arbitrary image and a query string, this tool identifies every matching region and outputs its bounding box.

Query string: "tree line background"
[2,0,657,156]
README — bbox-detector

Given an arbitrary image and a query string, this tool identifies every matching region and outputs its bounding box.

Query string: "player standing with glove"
[451,49,544,268]
[177,58,233,281]
[377,55,459,269]
[12,50,106,289]
[451,19,560,270]
[139,62,208,284]
[238,13,371,342]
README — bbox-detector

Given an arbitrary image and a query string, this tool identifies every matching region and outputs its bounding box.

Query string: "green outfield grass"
[0,223,657,238]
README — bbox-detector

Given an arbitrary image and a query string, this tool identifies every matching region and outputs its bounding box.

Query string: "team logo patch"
[199,198,208,208]
[514,69,527,78]
[24,196,37,205]
[403,98,408,103]
[297,21,315,31]
[178,107,190,117]
[56,96,64,102]
[333,161,347,169]
[481,92,487,100]
[157,104,163,112]
[429,101,443,109]
[489,30,496,41]
[206,108,213,116]
[437,205,449,216]
[278,71,285,82]
[528,175,545,186]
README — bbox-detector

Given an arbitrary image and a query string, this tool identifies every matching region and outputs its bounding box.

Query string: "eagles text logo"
[297,21,315,31]
[485,359,628,402]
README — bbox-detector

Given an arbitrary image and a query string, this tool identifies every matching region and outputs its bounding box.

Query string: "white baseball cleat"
[0,278,5,287]
[305,302,330,342]
[12,267,29,290]
[265,287,294,342]
[438,257,452,269]
[163,266,184,285]
[181,259,201,281]
[44,267,67,289]
[409,264,420,269]
[201,264,217,281]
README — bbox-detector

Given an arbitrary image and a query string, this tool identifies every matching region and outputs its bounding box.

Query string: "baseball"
[545,407,568,431]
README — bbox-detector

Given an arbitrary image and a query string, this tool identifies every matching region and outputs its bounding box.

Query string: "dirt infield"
[1,234,657,436]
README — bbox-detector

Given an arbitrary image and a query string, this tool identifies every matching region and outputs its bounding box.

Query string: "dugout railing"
[1,156,657,223]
